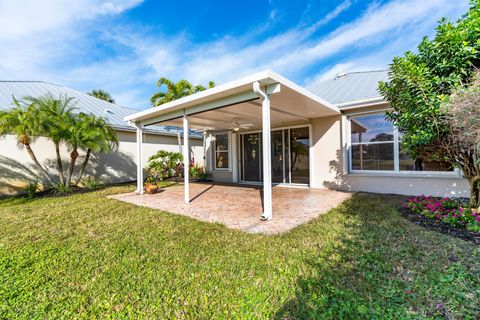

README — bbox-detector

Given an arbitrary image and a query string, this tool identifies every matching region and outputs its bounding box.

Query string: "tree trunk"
[55,142,65,184]
[468,176,480,208]
[73,149,91,186]
[24,142,55,185]
[66,149,79,186]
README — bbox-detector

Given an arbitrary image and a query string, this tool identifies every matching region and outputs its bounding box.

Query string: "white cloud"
[0,0,143,104]
[130,0,468,86]
[0,0,470,109]
[0,0,142,39]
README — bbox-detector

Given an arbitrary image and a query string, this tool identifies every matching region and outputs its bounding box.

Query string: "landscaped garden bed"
[401,195,480,244]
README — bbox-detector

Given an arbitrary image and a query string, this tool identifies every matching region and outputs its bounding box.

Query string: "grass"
[0,184,479,319]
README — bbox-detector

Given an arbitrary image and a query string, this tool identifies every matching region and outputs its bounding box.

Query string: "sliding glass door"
[290,127,310,184]
[240,127,310,185]
[241,133,261,182]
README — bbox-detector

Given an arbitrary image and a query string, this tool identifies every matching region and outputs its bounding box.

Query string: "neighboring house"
[125,70,469,220]
[0,81,204,195]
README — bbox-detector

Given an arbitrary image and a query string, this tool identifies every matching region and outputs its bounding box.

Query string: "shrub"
[82,176,103,189]
[406,195,480,232]
[189,162,208,179]
[147,150,184,180]
[52,183,72,195]
[24,182,38,199]
[145,176,156,184]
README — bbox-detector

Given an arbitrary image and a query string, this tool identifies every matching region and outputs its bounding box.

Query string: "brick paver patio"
[109,183,351,234]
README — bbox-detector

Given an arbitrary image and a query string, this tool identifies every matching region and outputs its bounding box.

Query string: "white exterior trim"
[336,97,386,109]
[212,132,231,171]
[124,69,340,125]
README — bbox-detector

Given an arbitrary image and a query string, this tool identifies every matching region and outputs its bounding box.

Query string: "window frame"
[213,132,230,171]
[346,111,461,178]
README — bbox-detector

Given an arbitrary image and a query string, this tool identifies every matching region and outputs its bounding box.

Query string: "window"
[350,114,394,171]
[214,133,229,170]
[349,113,453,173]
[398,134,453,172]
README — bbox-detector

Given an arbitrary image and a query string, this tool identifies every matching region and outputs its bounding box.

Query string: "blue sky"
[0,0,470,110]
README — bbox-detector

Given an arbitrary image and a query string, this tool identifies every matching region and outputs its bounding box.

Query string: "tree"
[88,89,115,103]
[25,94,77,185]
[150,78,215,107]
[70,114,118,186]
[378,0,480,205]
[0,98,55,185]
[0,93,118,190]
[440,72,480,207]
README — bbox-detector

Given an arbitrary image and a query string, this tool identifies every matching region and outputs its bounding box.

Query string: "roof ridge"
[0,80,64,87]
[345,69,388,75]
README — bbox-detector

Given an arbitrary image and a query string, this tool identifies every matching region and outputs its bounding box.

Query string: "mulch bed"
[399,207,480,245]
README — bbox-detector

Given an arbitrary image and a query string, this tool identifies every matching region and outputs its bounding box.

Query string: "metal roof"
[0,81,201,138]
[307,70,389,107]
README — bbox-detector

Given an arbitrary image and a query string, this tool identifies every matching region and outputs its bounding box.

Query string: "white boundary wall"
[0,130,203,195]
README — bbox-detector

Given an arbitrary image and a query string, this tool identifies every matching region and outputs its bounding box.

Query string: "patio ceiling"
[125,70,340,131]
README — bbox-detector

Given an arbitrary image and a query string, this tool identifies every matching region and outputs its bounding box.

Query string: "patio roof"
[125,70,340,131]
[127,70,342,221]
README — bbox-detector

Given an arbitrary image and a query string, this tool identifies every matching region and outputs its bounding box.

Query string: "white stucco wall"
[0,130,204,195]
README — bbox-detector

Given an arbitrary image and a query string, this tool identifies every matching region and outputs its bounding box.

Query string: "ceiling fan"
[229,121,254,132]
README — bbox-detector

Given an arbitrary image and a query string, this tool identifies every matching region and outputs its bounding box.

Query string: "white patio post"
[136,124,144,194]
[253,82,272,220]
[183,112,190,204]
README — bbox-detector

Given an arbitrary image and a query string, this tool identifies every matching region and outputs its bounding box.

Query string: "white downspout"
[253,81,272,221]
[202,131,207,167]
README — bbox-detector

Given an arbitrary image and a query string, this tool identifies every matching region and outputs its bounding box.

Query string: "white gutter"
[336,96,386,109]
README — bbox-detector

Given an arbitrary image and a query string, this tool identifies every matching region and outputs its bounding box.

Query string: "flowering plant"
[405,195,480,232]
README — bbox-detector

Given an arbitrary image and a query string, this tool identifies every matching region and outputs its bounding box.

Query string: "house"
[0,81,204,195]
[125,70,469,221]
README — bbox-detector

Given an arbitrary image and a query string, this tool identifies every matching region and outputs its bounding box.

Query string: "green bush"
[82,176,103,189]
[52,183,71,195]
[189,163,208,179]
[23,182,38,199]
[147,150,184,180]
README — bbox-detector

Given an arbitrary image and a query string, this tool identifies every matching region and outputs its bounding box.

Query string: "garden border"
[399,207,480,245]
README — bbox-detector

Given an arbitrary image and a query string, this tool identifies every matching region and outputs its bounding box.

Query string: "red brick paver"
[108,183,351,234]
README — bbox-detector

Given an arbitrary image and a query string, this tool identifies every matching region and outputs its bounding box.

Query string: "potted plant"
[144,176,159,194]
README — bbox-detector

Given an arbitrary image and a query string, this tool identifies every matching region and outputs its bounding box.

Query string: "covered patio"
[109,183,351,234]
[125,70,341,221]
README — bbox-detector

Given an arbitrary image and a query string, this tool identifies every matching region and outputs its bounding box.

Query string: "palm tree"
[150,78,215,107]
[25,94,77,185]
[65,113,118,186]
[0,98,55,185]
[87,89,115,103]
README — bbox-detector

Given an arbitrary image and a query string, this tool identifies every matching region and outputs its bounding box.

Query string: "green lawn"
[1,185,479,319]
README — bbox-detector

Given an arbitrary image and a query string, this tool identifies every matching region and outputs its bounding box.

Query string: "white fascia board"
[265,70,340,114]
[124,69,340,124]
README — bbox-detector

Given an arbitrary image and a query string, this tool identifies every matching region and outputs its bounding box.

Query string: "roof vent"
[104,108,114,114]
[334,72,348,80]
